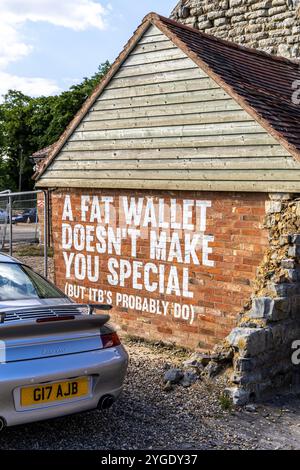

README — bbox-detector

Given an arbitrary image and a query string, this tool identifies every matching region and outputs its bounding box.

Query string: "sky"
[0,0,176,98]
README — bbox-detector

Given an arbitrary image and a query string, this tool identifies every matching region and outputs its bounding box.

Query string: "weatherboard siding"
[37,25,299,192]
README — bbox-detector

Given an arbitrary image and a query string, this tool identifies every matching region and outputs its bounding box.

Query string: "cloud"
[0,72,61,98]
[0,22,32,69]
[0,0,107,97]
[0,0,107,32]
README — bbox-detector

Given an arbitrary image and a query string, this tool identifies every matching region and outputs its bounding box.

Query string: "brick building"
[34,12,300,376]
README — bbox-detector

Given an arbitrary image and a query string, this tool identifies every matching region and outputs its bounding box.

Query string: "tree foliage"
[0,61,110,191]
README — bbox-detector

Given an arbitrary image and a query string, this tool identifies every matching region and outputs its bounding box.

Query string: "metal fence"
[0,190,10,252]
[0,190,49,277]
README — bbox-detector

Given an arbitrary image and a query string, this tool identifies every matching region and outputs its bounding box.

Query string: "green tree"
[0,90,32,192]
[0,61,110,192]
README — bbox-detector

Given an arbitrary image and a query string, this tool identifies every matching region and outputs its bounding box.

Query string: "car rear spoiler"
[0,303,112,338]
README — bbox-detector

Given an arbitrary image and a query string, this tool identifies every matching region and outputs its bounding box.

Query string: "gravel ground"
[1,255,299,450]
[18,255,54,281]
[1,339,300,450]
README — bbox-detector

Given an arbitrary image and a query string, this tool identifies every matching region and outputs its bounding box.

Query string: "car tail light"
[101,332,121,349]
[36,315,75,323]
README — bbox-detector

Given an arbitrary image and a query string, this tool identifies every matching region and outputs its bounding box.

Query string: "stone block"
[226,7,247,18]
[265,200,282,214]
[252,0,272,9]
[279,235,290,246]
[181,6,191,19]
[277,43,292,56]
[234,357,257,373]
[227,327,268,357]
[183,352,210,369]
[229,0,243,7]
[281,259,296,269]
[269,5,289,15]
[224,387,250,406]
[272,0,288,6]
[245,9,268,19]
[250,297,291,321]
[271,11,293,20]
[286,269,300,282]
[270,282,300,297]
[198,20,213,30]
[234,370,263,385]
[290,234,300,245]
[288,245,300,258]
[246,24,263,33]
[292,26,300,34]
[269,193,292,201]
[207,10,226,20]
[164,369,184,384]
[214,17,229,26]
[264,213,276,228]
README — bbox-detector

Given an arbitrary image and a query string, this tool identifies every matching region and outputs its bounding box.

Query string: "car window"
[0,263,65,301]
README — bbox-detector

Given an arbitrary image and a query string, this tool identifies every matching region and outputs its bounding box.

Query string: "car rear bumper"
[0,345,128,427]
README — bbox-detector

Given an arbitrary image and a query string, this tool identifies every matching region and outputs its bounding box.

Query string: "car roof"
[0,253,21,264]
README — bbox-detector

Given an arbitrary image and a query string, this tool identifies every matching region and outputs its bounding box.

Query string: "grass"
[219,392,233,412]
[14,244,53,258]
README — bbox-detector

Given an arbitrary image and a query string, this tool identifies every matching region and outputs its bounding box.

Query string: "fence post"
[8,195,12,257]
[0,190,12,256]
[43,190,48,278]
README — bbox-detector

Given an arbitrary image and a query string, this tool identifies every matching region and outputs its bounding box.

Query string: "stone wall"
[171,0,300,59]
[214,193,300,404]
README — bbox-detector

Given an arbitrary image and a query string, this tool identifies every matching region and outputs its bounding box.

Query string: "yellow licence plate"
[20,377,90,407]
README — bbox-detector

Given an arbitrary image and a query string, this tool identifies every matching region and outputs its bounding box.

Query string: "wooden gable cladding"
[37,23,300,192]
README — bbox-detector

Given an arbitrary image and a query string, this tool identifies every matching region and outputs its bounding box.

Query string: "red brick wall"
[51,188,268,351]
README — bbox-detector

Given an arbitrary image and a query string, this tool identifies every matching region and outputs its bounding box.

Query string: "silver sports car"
[0,253,128,430]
